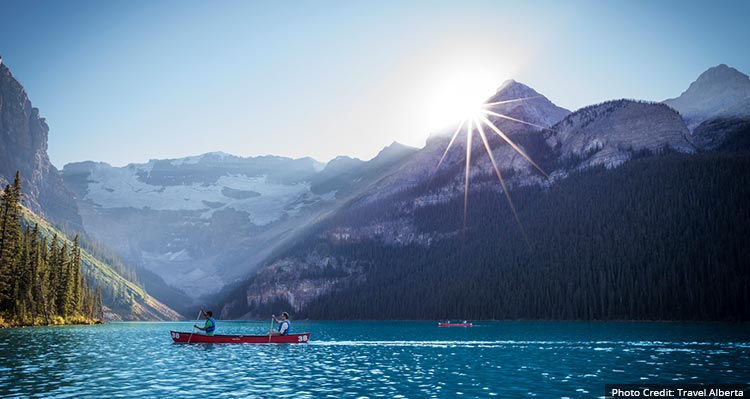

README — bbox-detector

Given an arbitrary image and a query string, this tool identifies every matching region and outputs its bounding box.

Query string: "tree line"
[0,172,103,326]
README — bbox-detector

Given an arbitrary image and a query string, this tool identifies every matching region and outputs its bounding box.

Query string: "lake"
[1,321,748,398]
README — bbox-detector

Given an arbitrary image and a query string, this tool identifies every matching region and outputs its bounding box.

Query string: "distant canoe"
[438,322,473,327]
[170,331,310,344]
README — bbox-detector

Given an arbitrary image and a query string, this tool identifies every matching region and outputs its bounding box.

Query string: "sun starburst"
[433,95,551,244]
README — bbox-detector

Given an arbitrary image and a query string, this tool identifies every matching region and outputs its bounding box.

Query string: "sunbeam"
[476,120,529,246]
[463,119,474,230]
[481,108,553,132]
[483,96,541,107]
[432,95,551,242]
[477,114,548,178]
[436,119,466,172]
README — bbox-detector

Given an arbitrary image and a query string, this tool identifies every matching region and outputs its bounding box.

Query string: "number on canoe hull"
[298,335,308,342]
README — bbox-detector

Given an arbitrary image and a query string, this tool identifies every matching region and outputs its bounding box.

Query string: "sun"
[421,69,500,132]
[429,78,552,247]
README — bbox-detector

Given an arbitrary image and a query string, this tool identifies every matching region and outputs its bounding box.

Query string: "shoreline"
[0,317,103,329]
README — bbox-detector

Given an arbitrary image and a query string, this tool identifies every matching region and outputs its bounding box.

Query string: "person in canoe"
[194,310,216,336]
[269,312,290,336]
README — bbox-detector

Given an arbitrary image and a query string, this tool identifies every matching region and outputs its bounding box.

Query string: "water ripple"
[0,321,748,398]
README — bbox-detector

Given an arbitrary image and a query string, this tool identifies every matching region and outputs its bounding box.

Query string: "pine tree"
[56,243,70,317]
[28,225,47,325]
[95,287,104,321]
[47,235,59,313]
[16,226,32,323]
[38,236,51,324]
[12,171,22,205]
[0,185,12,301]
[0,178,22,305]
[71,236,82,315]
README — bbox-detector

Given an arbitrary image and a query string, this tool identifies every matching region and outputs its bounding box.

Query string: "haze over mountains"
[61,145,415,306]
[2,57,748,320]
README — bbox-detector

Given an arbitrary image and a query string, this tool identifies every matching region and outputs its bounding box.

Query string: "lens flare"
[432,96,554,242]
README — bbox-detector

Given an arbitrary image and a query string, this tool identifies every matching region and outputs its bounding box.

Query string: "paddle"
[187,309,202,344]
[268,315,274,343]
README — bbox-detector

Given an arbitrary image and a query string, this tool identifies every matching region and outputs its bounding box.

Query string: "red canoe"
[170,331,310,344]
[438,322,473,327]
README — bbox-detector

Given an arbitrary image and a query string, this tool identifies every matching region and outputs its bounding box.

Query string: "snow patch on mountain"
[81,162,334,225]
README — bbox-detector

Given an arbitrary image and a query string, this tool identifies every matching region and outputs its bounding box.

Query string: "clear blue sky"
[1,0,748,167]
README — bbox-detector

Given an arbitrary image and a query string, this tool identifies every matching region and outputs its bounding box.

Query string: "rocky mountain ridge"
[0,62,82,231]
[546,99,694,170]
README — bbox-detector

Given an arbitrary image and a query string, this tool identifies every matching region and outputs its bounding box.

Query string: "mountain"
[664,64,750,150]
[218,80,747,321]
[62,154,328,301]
[61,144,417,309]
[546,99,694,170]
[0,59,81,231]
[664,64,750,130]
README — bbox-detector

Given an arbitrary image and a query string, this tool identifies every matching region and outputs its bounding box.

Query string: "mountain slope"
[0,60,81,231]
[222,151,750,321]
[21,207,182,321]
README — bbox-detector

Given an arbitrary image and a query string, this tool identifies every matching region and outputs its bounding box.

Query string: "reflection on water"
[0,321,747,398]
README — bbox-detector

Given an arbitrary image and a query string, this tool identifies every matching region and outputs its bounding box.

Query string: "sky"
[1,0,748,167]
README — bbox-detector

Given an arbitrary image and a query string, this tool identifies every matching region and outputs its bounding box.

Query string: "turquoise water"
[1,321,748,398]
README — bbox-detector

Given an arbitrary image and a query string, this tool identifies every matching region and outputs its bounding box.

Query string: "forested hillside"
[22,208,182,321]
[0,172,182,325]
[229,151,750,321]
[0,172,102,326]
